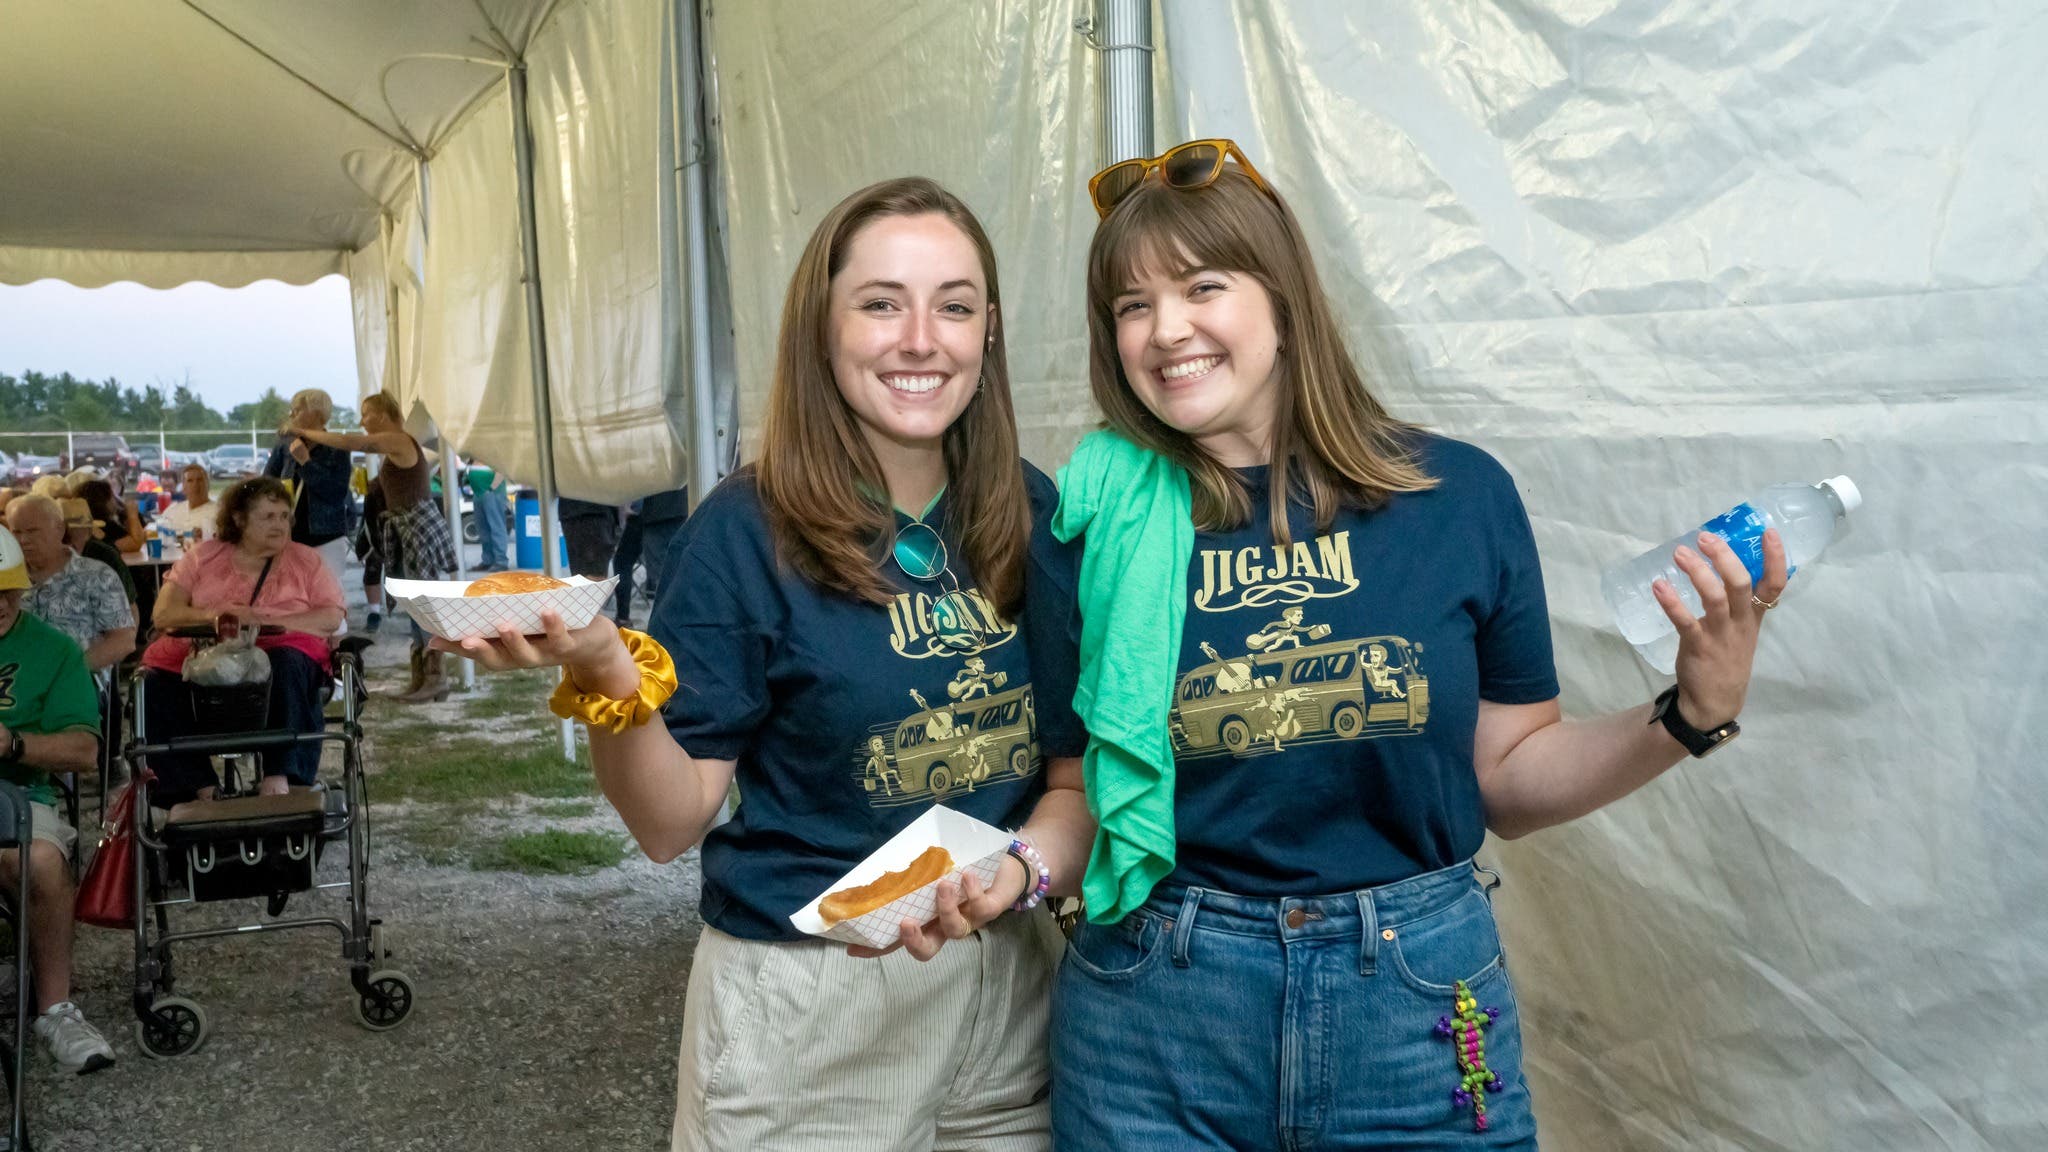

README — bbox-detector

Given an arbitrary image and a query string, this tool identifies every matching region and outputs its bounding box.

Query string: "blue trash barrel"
[514,489,568,569]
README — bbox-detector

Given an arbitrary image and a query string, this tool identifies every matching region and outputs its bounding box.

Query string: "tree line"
[0,371,356,455]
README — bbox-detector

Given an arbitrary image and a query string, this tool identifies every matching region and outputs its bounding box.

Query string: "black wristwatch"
[1,730,22,765]
[1650,685,1739,758]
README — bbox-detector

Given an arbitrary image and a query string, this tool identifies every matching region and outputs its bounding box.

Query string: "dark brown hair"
[754,177,1029,611]
[75,479,122,527]
[1086,165,1436,541]
[215,477,293,544]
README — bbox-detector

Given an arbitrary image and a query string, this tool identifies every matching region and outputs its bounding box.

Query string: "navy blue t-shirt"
[1043,433,1559,897]
[653,463,1085,941]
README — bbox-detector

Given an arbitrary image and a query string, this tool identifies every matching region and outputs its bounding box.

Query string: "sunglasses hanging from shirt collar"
[891,517,990,655]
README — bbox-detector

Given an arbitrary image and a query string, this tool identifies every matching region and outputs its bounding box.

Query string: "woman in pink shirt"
[141,477,345,804]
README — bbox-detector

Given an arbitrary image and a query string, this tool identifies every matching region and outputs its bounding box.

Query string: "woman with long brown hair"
[439,177,1091,1151]
[1042,142,1786,1149]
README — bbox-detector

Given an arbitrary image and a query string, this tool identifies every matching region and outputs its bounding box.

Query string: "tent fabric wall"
[525,0,689,503]
[414,83,534,455]
[709,0,1103,472]
[344,235,396,408]
[1160,3,2045,1148]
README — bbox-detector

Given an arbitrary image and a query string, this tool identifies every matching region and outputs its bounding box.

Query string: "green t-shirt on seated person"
[0,612,100,806]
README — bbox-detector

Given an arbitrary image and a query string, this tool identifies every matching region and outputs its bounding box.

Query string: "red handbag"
[75,773,146,931]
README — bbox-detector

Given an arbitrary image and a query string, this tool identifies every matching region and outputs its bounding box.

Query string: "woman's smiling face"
[826,212,992,456]
[1111,255,1283,467]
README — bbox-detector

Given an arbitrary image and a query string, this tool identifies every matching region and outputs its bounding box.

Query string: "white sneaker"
[35,1002,115,1075]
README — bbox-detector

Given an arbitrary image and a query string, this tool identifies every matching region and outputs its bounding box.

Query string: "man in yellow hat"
[0,524,117,1074]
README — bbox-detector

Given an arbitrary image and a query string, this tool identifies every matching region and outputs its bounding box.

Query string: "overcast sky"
[0,276,357,417]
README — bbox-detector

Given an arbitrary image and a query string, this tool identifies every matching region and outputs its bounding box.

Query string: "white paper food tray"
[790,807,1013,949]
[385,574,619,642]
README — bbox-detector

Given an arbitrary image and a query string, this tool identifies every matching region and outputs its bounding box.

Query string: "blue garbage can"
[514,489,568,570]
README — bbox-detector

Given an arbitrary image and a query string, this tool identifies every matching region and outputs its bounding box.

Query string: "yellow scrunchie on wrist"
[548,628,679,734]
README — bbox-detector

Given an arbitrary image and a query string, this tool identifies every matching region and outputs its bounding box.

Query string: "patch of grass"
[453,667,557,720]
[475,827,628,875]
[365,724,456,765]
[387,818,477,867]
[529,799,599,819]
[373,738,595,804]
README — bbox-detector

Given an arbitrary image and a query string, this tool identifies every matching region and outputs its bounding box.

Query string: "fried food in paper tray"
[821,846,956,925]
[791,807,1014,949]
[385,574,618,642]
[465,571,568,596]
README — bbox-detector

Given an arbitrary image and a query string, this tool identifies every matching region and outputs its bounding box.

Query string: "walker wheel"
[136,996,209,1058]
[353,970,415,1031]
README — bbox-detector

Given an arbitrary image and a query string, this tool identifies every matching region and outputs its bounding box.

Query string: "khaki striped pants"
[672,908,1063,1152]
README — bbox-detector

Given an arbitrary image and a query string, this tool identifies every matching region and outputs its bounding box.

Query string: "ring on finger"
[1750,593,1781,611]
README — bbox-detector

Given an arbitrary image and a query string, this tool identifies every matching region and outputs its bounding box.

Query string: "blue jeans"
[1052,861,1538,1151]
[475,483,510,568]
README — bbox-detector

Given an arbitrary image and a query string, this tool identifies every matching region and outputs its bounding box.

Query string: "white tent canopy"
[0,0,710,507]
[5,2,2042,1146]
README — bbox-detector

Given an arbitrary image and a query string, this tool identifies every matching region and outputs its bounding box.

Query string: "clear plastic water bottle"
[1602,477,1862,673]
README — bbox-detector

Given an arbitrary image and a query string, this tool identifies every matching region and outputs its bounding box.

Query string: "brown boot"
[398,649,449,704]
[387,645,426,699]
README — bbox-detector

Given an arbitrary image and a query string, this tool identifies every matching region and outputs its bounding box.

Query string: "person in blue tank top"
[439,178,1093,1152]
[1041,141,1787,1150]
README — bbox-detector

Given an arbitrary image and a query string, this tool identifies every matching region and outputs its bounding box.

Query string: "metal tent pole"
[675,0,719,504]
[1092,0,1155,165]
[508,61,575,760]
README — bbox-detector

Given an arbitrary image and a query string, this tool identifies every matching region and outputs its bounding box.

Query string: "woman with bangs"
[440,177,1092,1152]
[1043,142,1785,1149]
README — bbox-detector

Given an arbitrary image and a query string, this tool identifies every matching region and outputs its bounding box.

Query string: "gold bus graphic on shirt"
[856,679,1041,808]
[1169,611,1429,759]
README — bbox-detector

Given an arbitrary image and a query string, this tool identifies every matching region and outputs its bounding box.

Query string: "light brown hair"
[754,177,1029,611]
[215,477,292,544]
[1086,165,1436,541]
[360,391,402,425]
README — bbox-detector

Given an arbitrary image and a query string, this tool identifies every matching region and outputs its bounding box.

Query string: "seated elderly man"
[0,526,117,1074]
[141,478,345,805]
[4,495,135,672]
[153,463,219,543]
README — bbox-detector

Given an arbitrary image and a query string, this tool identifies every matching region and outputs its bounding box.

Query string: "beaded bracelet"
[1007,837,1051,912]
[547,628,680,734]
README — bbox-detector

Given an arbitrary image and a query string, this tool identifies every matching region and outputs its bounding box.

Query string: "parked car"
[133,442,178,474]
[8,453,62,486]
[205,443,262,477]
[59,432,138,473]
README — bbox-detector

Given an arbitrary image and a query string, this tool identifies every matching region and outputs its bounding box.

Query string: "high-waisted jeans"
[1052,860,1539,1151]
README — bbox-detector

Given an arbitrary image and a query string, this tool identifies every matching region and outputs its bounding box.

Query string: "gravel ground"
[23,552,704,1152]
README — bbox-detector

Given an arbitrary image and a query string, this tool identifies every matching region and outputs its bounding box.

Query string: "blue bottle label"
[1700,502,1794,584]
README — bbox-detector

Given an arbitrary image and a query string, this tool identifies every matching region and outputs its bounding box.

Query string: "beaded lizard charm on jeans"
[1435,980,1503,1132]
